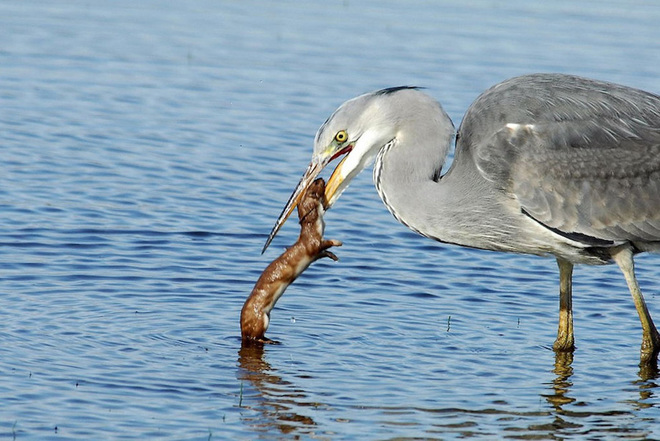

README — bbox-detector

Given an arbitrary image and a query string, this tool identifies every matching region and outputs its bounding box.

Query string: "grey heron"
[263,73,660,364]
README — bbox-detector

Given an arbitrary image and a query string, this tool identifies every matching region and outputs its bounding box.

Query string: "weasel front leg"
[316,239,342,261]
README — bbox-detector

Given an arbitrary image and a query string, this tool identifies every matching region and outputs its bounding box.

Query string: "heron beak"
[262,144,353,253]
[262,161,324,253]
[324,154,350,208]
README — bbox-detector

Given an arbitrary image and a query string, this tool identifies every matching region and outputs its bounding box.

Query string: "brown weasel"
[241,178,341,344]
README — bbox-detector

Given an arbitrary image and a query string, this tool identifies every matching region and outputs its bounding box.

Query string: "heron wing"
[474,115,660,244]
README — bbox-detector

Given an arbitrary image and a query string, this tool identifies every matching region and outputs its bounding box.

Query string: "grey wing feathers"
[468,74,660,243]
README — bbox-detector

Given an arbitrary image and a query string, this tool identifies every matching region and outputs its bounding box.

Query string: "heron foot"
[552,334,575,353]
[639,329,660,365]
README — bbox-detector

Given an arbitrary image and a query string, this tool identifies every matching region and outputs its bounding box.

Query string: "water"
[1,0,660,439]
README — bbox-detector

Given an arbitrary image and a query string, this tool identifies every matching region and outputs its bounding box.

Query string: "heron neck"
[373,129,506,249]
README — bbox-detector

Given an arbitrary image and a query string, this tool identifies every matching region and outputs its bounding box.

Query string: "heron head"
[262,89,404,253]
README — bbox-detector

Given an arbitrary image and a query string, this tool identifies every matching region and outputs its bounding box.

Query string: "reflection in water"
[538,351,660,438]
[638,358,659,384]
[536,352,581,437]
[545,352,576,411]
[235,344,659,439]
[236,343,321,439]
[634,361,659,410]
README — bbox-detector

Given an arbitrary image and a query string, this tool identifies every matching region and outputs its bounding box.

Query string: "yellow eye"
[334,130,348,143]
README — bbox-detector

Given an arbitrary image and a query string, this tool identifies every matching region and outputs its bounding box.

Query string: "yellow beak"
[262,161,323,253]
[324,154,349,207]
[262,144,353,254]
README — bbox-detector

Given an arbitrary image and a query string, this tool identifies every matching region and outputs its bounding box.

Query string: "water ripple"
[1,0,660,439]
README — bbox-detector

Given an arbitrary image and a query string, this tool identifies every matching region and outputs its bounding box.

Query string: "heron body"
[264,73,660,363]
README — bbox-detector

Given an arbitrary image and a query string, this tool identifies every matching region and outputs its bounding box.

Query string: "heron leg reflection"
[553,258,575,353]
[547,351,575,410]
[612,247,660,364]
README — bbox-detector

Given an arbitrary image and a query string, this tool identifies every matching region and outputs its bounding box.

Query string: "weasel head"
[298,178,327,222]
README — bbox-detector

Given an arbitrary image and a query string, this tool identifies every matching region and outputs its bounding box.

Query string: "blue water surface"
[1,1,660,439]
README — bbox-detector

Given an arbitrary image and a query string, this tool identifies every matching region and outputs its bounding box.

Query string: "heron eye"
[334,130,348,143]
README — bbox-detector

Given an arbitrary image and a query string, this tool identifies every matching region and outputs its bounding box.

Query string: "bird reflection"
[633,359,659,410]
[545,352,576,411]
[540,350,660,437]
[533,351,581,438]
[236,343,318,437]
[637,358,659,383]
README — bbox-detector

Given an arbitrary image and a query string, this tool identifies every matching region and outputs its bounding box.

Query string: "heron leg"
[553,258,575,352]
[611,247,660,364]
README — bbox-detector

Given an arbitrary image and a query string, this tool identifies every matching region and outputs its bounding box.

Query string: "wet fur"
[241,179,341,343]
